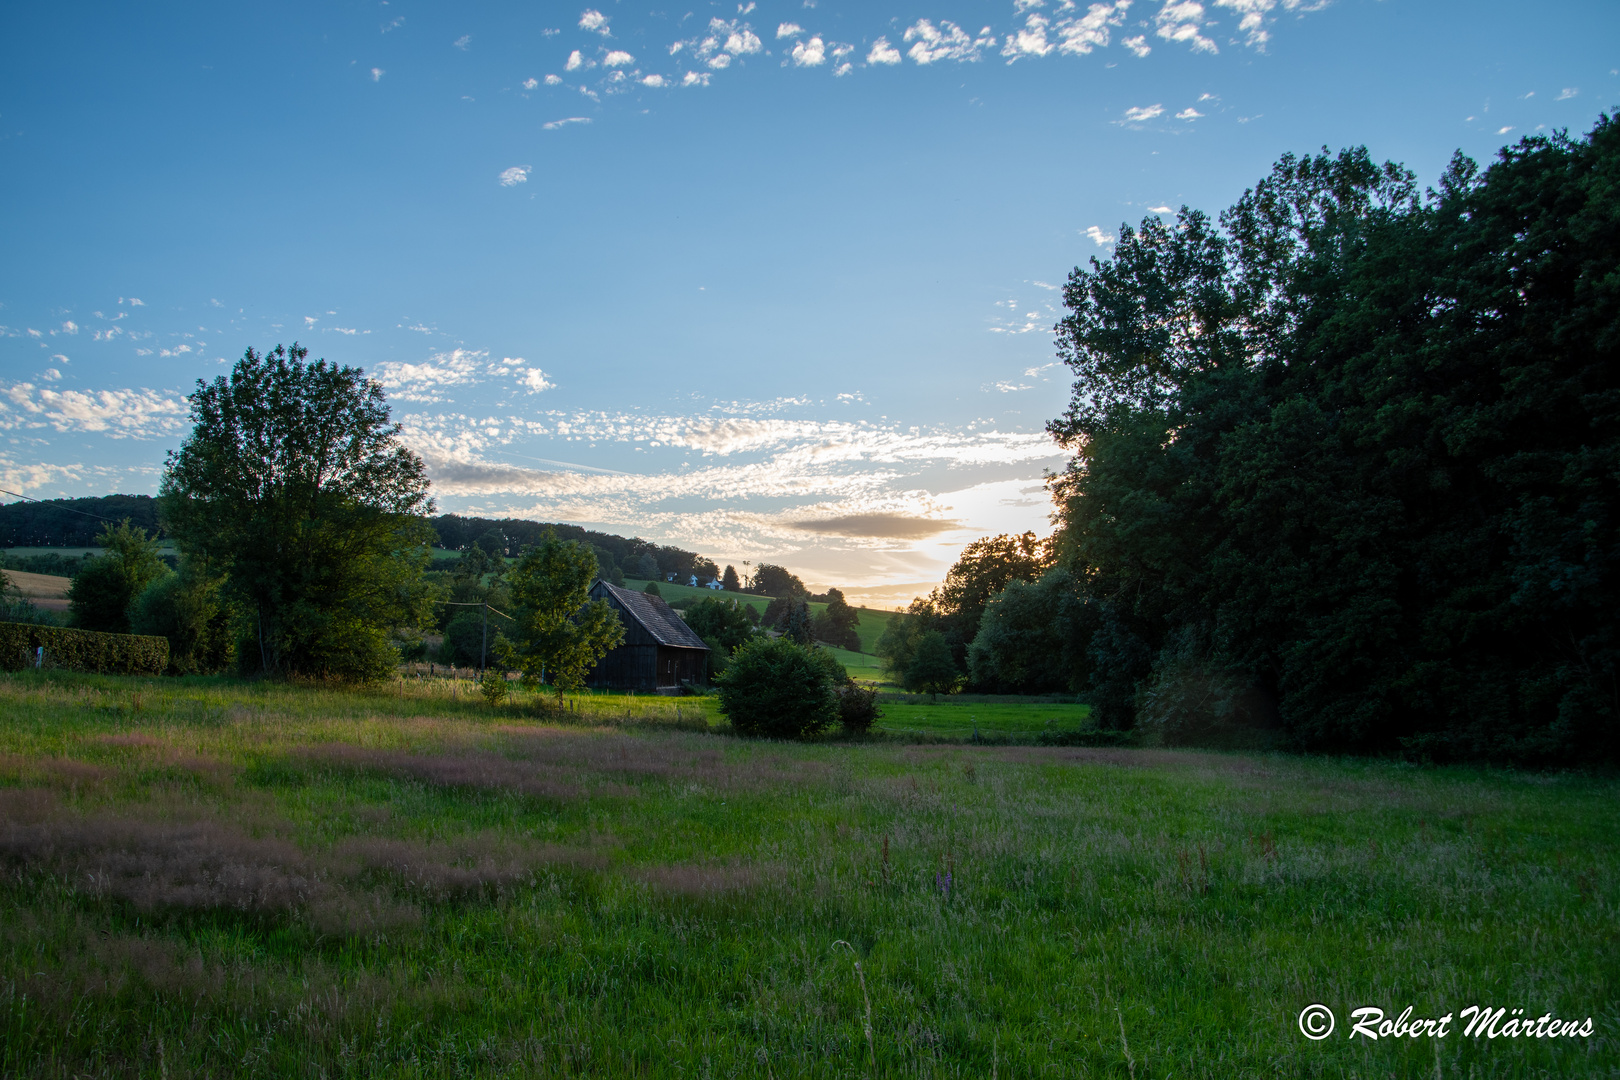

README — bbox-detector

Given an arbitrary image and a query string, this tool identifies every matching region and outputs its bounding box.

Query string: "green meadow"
[1,670,1614,1078]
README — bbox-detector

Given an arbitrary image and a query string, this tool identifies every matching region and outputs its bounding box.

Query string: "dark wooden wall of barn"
[585,589,707,690]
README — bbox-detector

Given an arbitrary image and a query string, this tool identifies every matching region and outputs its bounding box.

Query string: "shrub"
[0,621,168,675]
[716,636,838,739]
[479,669,510,706]
[834,682,882,735]
[129,558,235,675]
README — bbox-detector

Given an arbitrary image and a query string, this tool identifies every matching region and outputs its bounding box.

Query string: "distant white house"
[688,574,723,589]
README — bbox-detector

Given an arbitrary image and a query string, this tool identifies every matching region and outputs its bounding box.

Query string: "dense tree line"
[428,514,713,584]
[0,494,161,547]
[967,117,1619,764]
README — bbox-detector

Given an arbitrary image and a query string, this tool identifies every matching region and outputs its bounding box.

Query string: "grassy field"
[0,670,1614,1078]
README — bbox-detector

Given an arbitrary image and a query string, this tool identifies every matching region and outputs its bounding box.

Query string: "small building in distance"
[586,579,710,692]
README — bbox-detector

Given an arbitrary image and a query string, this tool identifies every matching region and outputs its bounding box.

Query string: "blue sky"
[2,1,1614,603]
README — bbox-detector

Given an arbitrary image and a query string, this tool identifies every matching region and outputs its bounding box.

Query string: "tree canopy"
[67,521,169,635]
[1023,115,1620,763]
[501,530,623,699]
[160,344,435,680]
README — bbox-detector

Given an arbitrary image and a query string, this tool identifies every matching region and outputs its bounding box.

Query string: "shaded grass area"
[874,699,1094,739]
[0,670,1615,1078]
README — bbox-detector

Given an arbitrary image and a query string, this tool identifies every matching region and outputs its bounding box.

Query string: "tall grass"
[0,669,1614,1077]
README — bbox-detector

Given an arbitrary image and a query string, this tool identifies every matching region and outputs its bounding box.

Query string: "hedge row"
[0,621,169,676]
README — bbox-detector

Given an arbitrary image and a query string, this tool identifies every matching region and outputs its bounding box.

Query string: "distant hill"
[429,514,713,584]
[0,497,716,584]
[0,494,161,547]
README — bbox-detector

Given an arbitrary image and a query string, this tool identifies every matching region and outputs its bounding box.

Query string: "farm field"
[0,670,1613,1078]
[0,569,71,613]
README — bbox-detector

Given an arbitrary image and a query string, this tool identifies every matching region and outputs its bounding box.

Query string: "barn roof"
[593,580,710,651]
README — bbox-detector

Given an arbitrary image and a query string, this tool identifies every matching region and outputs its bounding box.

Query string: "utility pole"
[480,602,488,673]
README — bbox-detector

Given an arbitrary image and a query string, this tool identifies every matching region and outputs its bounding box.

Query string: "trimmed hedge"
[0,621,169,675]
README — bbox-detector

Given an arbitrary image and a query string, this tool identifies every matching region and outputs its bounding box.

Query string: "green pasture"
[873,698,1093,739]
[0,669,1613,1078]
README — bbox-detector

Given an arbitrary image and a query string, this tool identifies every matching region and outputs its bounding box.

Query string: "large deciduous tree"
[502,530,624,700]
[1033,115,1620,762]
[160,344,436,680]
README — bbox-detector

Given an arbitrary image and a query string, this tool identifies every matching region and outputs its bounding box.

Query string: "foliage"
[721,564,741,592]
[750,563,805,598]
[128,556,235,674]
[810,588,862,651]
[0,621,168,674]
[478,668,510,705]
[502,530,624,699]
[160,344,436,681]
[874,599,938,684]
[715,635,838,738]
[436,610,503,668]
[428,513,705,584]
[905,630,961,700]
[967,568,1094,695]
[0,493,161,547]
[1039,116,1620,763]
[67,522,169,635]
[642,580,661,596]
[776,598,813,645]
[927,533,1052,671]
[681,597,756,653]
[833,681,882,734]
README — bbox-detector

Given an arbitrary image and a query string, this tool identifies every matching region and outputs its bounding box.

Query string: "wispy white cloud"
[371,67,385,81]
[543,117,591,130]
[603,50,634,66]
[1122,34,1151,56]
[867,36,901,64]
[1084,225,1116,246]
[453,34,471,50]
[1002,13,1053,59]
[0,382,189,439]
[1175,106,1202,119]
[1557,87,1578,100]
[578,9,610,35]
[374,349,490,403]
[1054,1,1132,56]
[777,22,803,38]
[523,77,539,90]
[791,36,826,66]
[1148,204,1173,213]
[566,50,586,71]
[903,20,997,64]
[545,74,563,86]
[1212,0,1323,50]
[1155,1,1217,53]
[682,71,711,87]
[642,74,667,87]
[498,165,530,185]
[1121,103,1164,122]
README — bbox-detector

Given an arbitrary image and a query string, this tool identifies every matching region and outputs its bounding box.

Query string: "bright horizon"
[2,1,1614,606]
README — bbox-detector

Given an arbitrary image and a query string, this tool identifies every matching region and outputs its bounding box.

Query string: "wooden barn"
[586,580,710,692]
